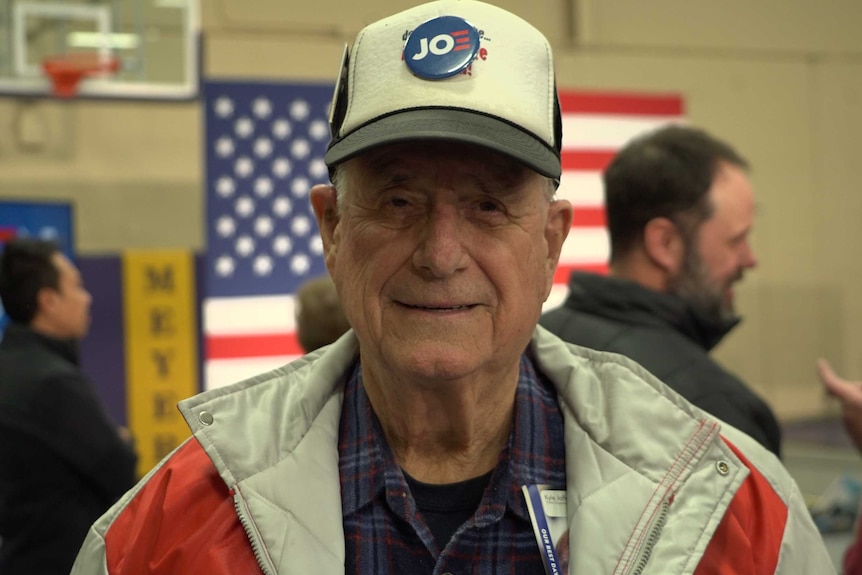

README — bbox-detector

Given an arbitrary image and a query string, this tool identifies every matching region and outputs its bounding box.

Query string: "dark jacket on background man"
[0,324,137,575]
[540,272,782,457]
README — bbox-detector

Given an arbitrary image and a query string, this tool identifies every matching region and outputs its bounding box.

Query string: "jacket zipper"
[233,489,275,575]
[618,421,718,575]
[627,498,670,575]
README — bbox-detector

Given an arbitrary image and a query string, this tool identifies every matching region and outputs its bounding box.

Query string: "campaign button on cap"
[404,16,480,80]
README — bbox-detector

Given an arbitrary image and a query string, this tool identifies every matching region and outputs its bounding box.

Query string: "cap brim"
[325,108,561,180]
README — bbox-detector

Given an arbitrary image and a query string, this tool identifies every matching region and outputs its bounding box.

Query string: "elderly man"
[72,1,832,574]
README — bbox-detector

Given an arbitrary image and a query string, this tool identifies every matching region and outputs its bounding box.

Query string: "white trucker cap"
[325,0,562,182]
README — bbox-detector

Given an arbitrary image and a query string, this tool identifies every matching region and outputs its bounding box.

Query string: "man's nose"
[741,240,758,269]
[412,203,468,278]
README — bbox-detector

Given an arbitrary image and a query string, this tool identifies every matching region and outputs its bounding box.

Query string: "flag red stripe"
[562,150,616,171]
[554,263,608,285]
[206,333,303,359]
[559,92,684,116]
[572,207,606,228]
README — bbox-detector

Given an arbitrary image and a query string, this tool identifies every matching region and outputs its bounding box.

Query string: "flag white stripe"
[205,355,300,390]
[204,295,296,335]
[559,227,609,264]
[557,172,604,208]
[562,115,685,149]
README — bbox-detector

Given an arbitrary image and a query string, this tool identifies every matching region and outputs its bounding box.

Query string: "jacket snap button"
[198,411,214,426]
[715,460,730,475]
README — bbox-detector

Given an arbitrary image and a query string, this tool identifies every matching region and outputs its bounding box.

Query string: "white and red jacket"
[72,328,835,574]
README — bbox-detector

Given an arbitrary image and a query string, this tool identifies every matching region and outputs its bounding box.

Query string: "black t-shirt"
[403,468,494,550]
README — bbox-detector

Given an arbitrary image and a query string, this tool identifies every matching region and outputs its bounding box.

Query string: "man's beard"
[668,244,740,326]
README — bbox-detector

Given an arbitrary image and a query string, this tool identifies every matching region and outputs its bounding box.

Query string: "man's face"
[670,163,758,323]
[311,142,572,381]
[42,253,92,339]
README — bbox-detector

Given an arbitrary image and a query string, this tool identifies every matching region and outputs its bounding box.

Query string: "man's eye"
[478,200,500,212]
[390,197,410,207]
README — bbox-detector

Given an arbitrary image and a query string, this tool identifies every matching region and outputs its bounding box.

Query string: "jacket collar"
[564,272,739,351]
[0,323,81,365]
[179,328,743,573]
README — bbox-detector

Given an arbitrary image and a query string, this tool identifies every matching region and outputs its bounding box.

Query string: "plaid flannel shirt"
[339,353,567,574]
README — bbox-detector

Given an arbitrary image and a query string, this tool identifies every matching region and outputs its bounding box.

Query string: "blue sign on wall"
[0,200,75,335]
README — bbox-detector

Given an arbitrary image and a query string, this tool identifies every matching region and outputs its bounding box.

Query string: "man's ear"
[643,217,685,274]
[544,199,573,297]
[35,286,57,318]
[310,184,341,274]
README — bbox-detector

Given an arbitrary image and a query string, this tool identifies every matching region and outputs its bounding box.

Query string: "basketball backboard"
[0,0,199,99]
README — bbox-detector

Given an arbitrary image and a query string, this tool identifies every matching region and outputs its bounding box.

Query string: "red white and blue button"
[404,16,480,80]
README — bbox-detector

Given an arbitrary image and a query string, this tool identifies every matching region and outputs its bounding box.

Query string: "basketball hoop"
[42,53,120,98]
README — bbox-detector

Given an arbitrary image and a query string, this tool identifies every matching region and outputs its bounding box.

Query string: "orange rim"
[42,54,120,97]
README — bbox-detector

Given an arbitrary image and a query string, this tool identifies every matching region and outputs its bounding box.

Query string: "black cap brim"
[325,108,561,181]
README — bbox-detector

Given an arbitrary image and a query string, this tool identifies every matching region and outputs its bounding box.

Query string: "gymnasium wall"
[1,0,861,421]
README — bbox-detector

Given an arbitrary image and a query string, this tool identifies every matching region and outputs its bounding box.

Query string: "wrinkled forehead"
[347,141,540,191]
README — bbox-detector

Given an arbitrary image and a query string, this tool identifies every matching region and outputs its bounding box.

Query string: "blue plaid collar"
[339,354,566,522]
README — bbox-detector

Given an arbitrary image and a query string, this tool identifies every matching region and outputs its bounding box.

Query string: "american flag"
[203,80,331,389]
[203,80,683,390]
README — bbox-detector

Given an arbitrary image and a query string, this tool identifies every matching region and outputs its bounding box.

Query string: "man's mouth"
[403,303,475,311]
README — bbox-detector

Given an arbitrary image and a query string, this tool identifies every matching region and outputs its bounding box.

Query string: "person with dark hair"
[295,275,350,353]
[72,3,829,574]
[0,238,137,575]
[541,125,780,456]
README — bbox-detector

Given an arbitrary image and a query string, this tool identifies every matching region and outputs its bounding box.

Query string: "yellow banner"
[122,250,198,477]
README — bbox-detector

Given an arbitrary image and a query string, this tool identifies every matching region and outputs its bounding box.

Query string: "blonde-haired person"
[295,275,350,353]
